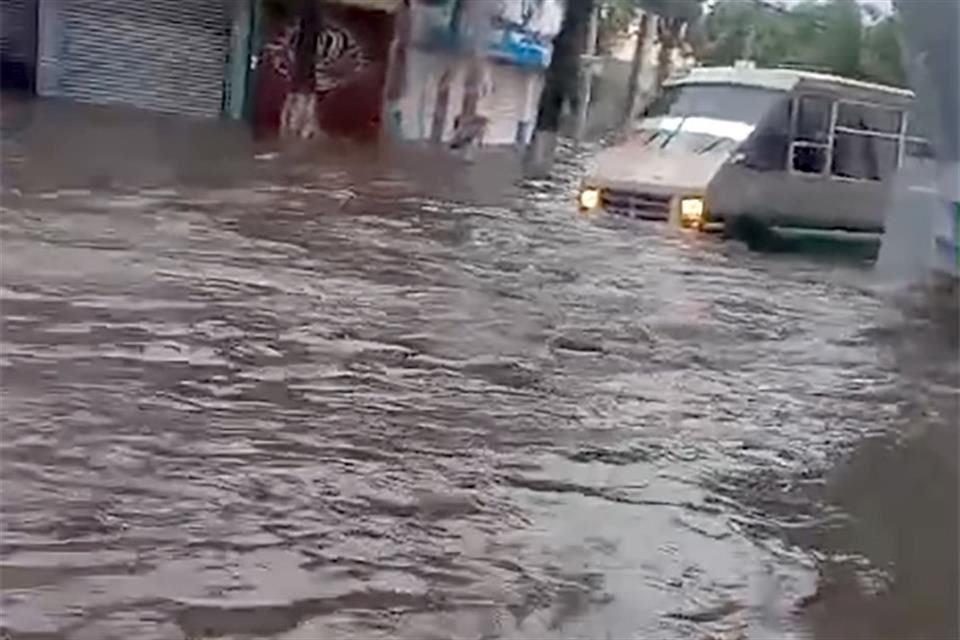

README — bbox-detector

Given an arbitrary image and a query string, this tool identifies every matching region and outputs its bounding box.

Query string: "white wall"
[477,62,541,146]
[395,48,542,147]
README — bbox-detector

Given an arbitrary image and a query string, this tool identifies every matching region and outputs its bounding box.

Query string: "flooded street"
[1,99,957,640]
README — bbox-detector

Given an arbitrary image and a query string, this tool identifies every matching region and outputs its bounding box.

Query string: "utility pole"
[742,21,755,63]
[525,0,596,177]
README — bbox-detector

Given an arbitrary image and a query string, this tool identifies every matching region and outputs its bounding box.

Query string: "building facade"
[251,0,399,139]
[1,0,38,92]
[0,0,572,149]
[0,0,402,137]
[7,0,238,118]
[386,0,564,148]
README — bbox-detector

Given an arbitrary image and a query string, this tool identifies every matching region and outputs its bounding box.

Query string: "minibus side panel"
[708,89,905,233]
[708,163,889,232]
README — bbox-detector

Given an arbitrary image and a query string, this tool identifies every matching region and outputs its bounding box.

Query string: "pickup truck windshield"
[644,84,786,124]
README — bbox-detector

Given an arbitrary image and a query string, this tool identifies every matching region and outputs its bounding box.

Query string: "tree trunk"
[622,13,650,131]
[535,0,593,133]
[525,0,595,177]
[655,18,683,93]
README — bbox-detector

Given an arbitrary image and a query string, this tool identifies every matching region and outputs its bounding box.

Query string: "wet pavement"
[1,97,957,640]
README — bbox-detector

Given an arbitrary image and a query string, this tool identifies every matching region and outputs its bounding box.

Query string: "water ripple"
[1,102,956,640]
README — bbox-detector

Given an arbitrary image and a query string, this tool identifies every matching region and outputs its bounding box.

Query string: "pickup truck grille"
[601,189,672,220]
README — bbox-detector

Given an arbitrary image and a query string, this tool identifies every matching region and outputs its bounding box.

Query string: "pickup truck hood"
[584,119,748,192]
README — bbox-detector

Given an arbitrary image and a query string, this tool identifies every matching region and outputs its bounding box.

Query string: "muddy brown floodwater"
[0,98,957,640]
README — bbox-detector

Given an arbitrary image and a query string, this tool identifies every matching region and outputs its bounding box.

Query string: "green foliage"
[596,0,704,54]
[696,0,908,87]
[861,16,907,87]
[597,0,637,53]
[640,0,703,23]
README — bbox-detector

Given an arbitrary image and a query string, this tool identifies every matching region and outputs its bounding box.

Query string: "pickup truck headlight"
[680,197,705,219]
[579,188,601,211]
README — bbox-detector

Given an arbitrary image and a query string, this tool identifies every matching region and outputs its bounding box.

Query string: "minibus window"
[905,109,930,139]
[791,95,832,175]
[742,97,792,171]
[832,133,899,181]
[903,109,936,173]
[902,137,938,177]
[831,102,902,181]
[905,138,935,160]
[792,146,829,174]
[795,96,831,143]
[836,102,902,134]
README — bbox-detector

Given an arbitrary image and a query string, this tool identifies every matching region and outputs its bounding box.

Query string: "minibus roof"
[665,66,915,104]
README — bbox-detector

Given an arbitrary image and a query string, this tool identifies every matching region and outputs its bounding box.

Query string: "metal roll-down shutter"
[55,0,229,117]
[1,0,37,91]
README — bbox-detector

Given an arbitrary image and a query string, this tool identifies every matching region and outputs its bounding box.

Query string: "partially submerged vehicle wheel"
[726,215,788,251]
